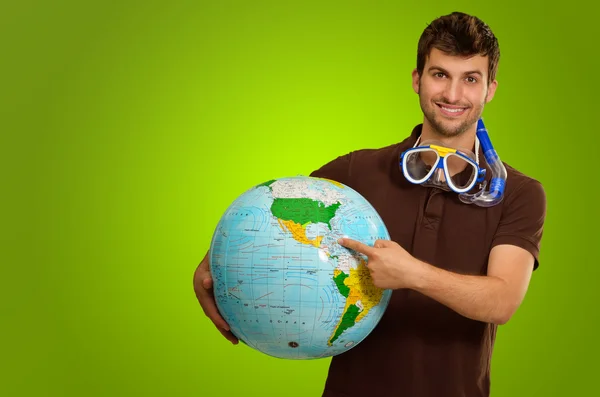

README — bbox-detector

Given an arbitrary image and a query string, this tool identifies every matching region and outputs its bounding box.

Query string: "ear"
[485,79,498,103]
[412,68,420,94]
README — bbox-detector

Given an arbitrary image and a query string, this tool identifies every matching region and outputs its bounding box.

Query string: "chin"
[437,128,465,138]
[431,118,469,138]
[439,116,480,136]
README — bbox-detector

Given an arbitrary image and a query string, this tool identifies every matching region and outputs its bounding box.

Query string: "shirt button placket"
[412,188,445,264]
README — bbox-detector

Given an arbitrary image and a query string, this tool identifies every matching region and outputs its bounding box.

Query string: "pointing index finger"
[337,237,375,256]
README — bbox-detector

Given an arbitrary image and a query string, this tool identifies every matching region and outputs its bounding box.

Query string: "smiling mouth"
[436,103,468,115]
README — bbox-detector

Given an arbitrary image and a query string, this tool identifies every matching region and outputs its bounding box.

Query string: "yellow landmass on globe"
[277,219,323,248]
[314,177,344,189]
[328,259,384,346]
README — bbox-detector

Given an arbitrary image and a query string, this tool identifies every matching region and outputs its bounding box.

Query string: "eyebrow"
[428,65,483,77]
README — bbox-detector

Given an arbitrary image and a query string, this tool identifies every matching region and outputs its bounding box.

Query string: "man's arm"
[338,237,536,325]
[412,243,535,325]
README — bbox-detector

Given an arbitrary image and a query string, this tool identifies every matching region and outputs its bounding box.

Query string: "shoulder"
[502,162,546,210]
[309,125,421,184]
[309,143,402,184]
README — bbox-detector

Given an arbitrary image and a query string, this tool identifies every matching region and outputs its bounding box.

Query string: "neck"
[419,118,477,152]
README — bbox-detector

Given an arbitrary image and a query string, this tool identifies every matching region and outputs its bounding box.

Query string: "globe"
[209,176,392,359]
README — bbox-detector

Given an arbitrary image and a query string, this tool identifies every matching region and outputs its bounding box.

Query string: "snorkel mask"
[400,118,507,207]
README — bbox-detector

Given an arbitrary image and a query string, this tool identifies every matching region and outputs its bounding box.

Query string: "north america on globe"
[209,176,392,359]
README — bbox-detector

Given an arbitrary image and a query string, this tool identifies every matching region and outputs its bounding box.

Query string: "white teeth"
[441,107,465,113]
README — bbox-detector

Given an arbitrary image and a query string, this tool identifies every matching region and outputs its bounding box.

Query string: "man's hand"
[337,238,423,289]
[193,251,239,344]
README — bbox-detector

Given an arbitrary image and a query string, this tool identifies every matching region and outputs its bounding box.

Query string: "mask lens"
[446,153,478,191]
[403,148,439,182]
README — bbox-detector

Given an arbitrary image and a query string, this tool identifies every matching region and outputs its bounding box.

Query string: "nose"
[442,79,463,104]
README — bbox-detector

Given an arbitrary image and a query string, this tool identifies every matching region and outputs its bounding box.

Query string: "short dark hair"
[416,12,500,84]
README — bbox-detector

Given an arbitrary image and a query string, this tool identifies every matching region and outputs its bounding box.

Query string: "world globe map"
[209,176,392,359]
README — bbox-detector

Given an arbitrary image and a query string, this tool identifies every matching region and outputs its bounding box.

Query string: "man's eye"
[434,72,445,78]
[466,77,477,83]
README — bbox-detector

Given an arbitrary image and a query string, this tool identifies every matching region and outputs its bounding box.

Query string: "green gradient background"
[2,1,597,396]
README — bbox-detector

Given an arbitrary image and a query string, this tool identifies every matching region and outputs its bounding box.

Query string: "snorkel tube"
[458,118,507,207]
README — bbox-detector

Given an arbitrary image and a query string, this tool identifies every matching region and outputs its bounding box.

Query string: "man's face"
[412,48,498,137]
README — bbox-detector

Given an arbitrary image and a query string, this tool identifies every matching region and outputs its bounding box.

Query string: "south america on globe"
[209,176,392,359]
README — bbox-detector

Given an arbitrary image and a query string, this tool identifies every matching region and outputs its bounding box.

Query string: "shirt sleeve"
[491,178,547,270]
[309,153,353,185]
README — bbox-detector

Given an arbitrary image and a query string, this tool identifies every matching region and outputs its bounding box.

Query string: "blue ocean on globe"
[209,176,392,359]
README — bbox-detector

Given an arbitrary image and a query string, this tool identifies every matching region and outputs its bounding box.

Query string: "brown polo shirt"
[309,124,547,397]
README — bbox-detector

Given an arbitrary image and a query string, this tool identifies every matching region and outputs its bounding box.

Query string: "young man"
[194,11,546,397]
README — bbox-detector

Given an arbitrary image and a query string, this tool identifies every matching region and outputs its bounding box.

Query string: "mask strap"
[414,134,480,165]
[413,136,420,148]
